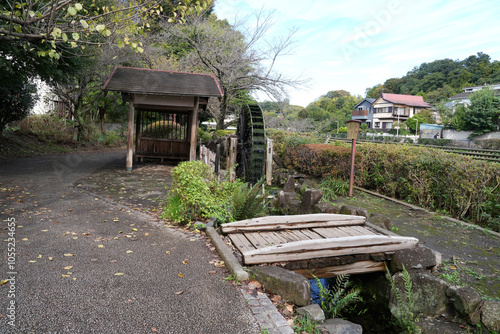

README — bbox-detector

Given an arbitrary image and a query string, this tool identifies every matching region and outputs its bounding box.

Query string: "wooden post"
[126,95,135,172]
[189,97,200,161]
[228,137,237,182]
[215,143,221,177]
[135,109,141,161]
[266,138,273,186]
[346,120,361,197]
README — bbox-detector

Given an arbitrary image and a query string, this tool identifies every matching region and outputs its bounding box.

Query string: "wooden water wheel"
[236,104,266,184]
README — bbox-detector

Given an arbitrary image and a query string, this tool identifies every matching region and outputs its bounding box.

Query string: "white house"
[371,93,432,130]
[449,83,500,111]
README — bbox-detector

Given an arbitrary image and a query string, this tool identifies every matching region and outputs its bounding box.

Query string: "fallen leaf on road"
[64,266,73,270]
[48,257,53,261]
[209,271,216,275]
[41,229,48,232]
[0,279,8,285]
[189,239,196,242]
[114,273,124,276]
[62,274,70,278]
[144,233,149,236]
[132,228,138,231]
[37,254,42,259]
[64,253,74,257]
[72,237,78,240]
[29,260,37,263]
[182,259,189,264]
[178,272,184,278]
[152,327,158,332]
[126,250,133,254]
[165,251,170,255]
[22,238,28,241]
[174,291,184,295]
[97,245,105,248]
[247,280,261,290]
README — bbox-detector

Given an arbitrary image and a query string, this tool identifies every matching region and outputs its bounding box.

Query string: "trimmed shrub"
[19,114,76,143]
[286,144,362,180]
[142,121,184,139]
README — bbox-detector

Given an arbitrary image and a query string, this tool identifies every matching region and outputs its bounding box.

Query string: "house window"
[374,122,380,128]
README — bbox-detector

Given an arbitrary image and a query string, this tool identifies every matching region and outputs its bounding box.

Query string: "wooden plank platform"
[221,214,419,275]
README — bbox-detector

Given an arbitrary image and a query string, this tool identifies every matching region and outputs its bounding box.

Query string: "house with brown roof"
[371,93,432,130]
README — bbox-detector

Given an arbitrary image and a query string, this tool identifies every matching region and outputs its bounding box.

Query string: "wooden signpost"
[346,120,361,197]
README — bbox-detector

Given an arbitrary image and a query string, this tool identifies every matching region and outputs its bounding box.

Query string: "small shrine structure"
[103,67,222,171]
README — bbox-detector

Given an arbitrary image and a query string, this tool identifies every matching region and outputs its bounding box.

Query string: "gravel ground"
[0,151,260,334]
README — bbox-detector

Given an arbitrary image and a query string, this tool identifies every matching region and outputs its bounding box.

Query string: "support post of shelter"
[189,97,200,161]
[126,95,135,172]
[135,109,141,161]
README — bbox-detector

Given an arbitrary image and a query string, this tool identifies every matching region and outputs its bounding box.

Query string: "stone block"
[283,176,295,192]
[446,286,482,325]
[250,266,311,307]
[339,205,358,215]
[389,272,449,317]
[356,208,369,218]
[367,214,391,230]
[299,189,323,214]
[390,246,438,272]
[318,318,363,334]
[481,300,500,332]
[314,202,340,214]
[296,304,325,322]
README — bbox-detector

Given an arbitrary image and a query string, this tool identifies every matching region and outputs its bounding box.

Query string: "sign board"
[346,120,361,140]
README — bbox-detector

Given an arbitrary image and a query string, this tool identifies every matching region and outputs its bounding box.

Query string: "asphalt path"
[0,151,259,334]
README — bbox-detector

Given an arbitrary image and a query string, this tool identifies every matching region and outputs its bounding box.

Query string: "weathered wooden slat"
[228,234,255,253]
[313,227,350,238]
[268,232,289,245]
[343,226,367,236]
[241,235,418,264]
[292,261,387,279]
[300,229,325,240]
[221,214,366,233]
[352,225,380,236]
[257,232,279,246]
[245,233,271,249]
[276,230,302,243]
[260,232,285,246]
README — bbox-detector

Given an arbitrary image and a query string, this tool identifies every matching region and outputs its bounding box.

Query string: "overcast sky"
[214,0,500,107]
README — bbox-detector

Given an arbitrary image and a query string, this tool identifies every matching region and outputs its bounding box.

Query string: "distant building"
[352,98,375,128]
[449,83,500,111]
[352,93,432,129]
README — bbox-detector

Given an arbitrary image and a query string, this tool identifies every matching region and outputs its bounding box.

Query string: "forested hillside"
[365,52,500,104]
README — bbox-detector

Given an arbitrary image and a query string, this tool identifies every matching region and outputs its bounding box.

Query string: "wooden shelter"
[103,67,222,171]
[221,214,419,278]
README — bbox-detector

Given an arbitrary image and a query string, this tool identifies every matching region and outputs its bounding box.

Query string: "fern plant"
[320,177,349,201]
[230,180,268,222]
[386,265,421,334]
[313,274,362,319]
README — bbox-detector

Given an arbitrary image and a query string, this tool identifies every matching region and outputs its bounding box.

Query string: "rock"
[389,272,449,317]
[299,189,323,214]
[390,247,438,273]
[419,316,469,334]
[339,205,358,215]
[283,176,295,192]
[318,318,363,334]
[296,304,325,322]
[367,215,391,230]
[356,208,369,218]
[314,202,340,214]
[273,154,285,168]
[278,173,288,186]
[446,286,482,325]
[250,265,311,307]
[277,190,287,207]
[481,300,500,332]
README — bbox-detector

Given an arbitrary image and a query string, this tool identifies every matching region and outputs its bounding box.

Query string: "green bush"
[321,177,349,201]
[266,129,319,160]
[197,128,212,145]
[19,114,76,143]
[285,144,362,179]
[162,161,267,224]
[102,129,126,147]
[418,138,451,146]
[357,143,500,229]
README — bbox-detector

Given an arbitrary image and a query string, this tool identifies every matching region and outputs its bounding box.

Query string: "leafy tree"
[451,104,468,130]
[322,90,350,99]
[0,77,37,134]
[159,9,305,129]
[463,88,500,135]
[365,84,384,98]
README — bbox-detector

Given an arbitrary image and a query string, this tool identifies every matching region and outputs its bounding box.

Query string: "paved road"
[0,151,259,334]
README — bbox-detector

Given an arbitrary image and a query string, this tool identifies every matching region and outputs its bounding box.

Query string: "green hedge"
[279,134,500,230]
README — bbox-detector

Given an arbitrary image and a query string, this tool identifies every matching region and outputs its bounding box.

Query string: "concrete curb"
[354,186,500,238]
[205,225,250,281]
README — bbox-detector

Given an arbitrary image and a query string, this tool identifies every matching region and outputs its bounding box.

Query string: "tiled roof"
[450,89,500,100]
[354,98,376,108]
[380,93,431,108]
[102,67,223,98]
